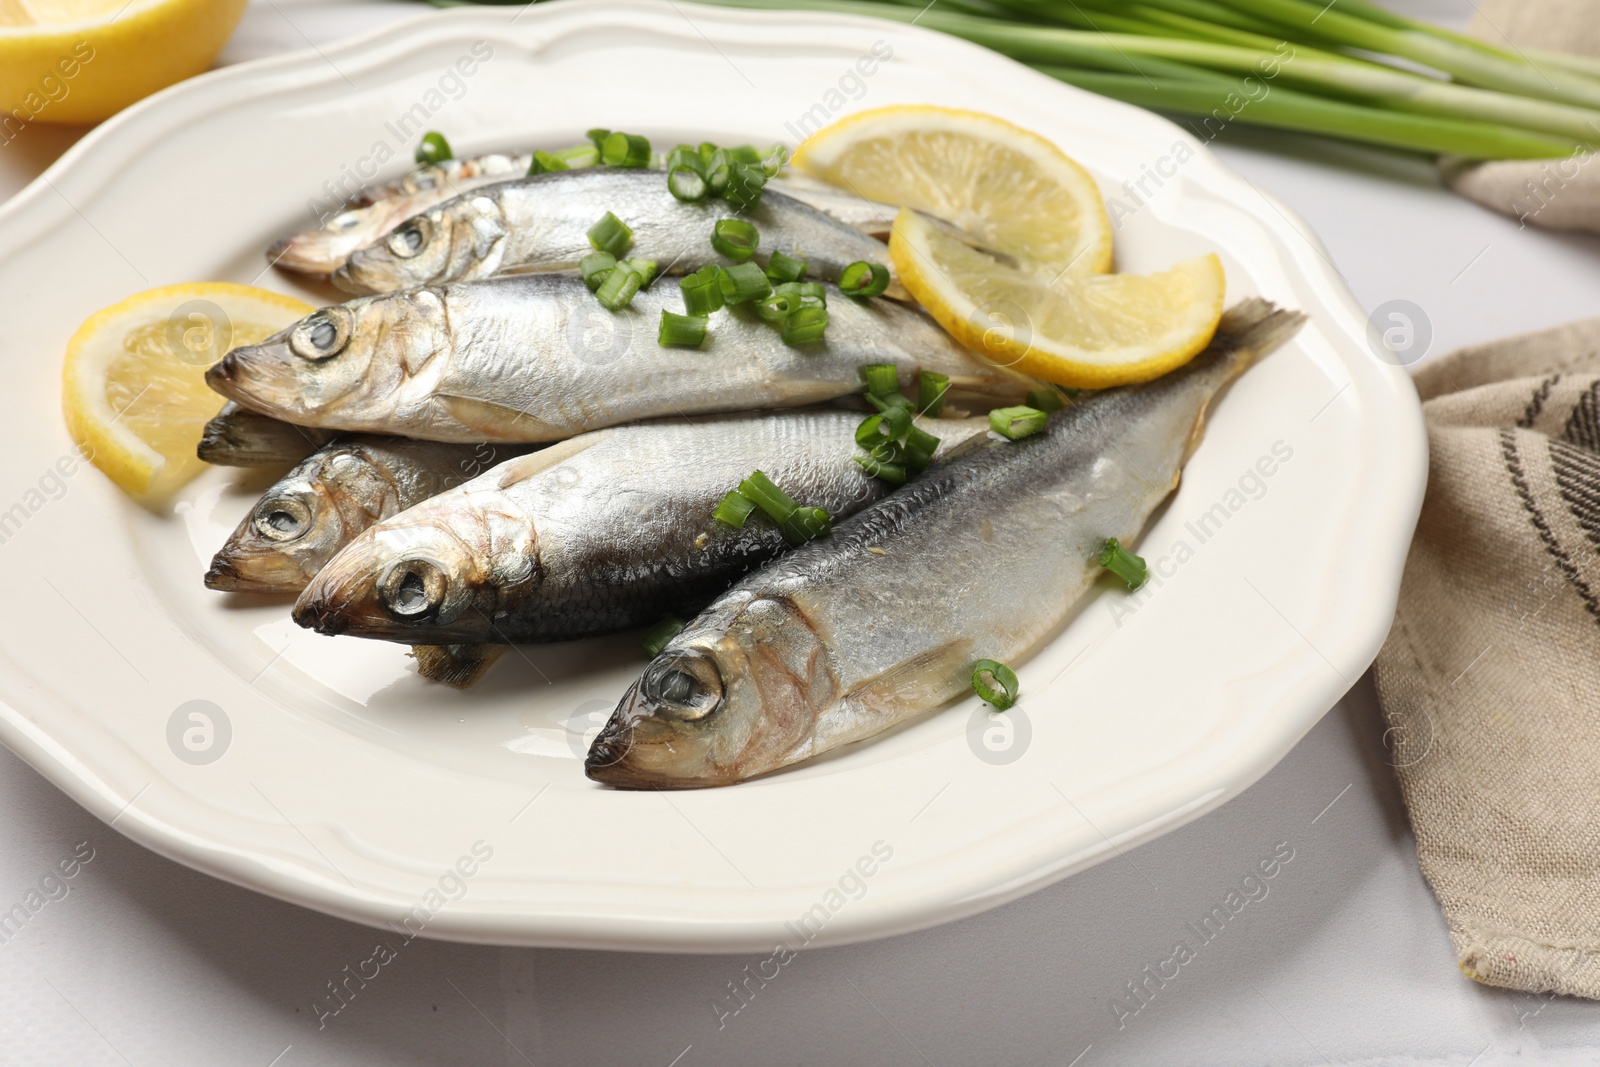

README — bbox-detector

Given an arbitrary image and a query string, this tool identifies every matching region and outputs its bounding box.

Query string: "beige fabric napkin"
[1374,317,1600,999]
[1439,0,1600,234]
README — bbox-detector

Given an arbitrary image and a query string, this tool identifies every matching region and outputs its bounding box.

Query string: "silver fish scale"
[711,305,1295,720]
[376,274,1016,441]
[341,168,891,292]
[492,412,986,638]
[483,169,888,280]
[331,412,984,642]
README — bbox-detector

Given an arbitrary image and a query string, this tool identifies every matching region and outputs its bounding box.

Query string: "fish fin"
[435,393,565,442]
[845,638,977,716]
[410,643,507,689]
[1179,298,1308,466]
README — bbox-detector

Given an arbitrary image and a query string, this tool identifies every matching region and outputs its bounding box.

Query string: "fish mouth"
[292,550,492,644]
[584,692,724,790]
[291,594,350,636]
[205,553,308,595]
[267,234,344,277]
[203,341,302,417]
[330,253,389,296]
[203,556,246,592]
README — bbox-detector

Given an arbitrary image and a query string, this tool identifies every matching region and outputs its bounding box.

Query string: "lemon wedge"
[890,208,1225,389]
[62,282,311,504]
[792,104,1114,275]
[0,0,247,125]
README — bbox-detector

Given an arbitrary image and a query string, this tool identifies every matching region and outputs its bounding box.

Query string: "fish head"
[331,194,507,294]
[205,448,395,593]
[266,204,385,277]
[587,593,836,789]
[291,490,535,643]
[206,468,348,593]
[204,294,447,424]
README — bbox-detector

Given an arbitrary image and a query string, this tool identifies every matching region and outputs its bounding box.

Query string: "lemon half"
[0,0,247,125]
[62,282,311,504]
[891,208,1225,389]
[792,105,1114,275]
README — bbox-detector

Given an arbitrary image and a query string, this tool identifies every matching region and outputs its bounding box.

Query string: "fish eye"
[289,308,352,362]
[378,558,447,621]
[386,218,431,259]
[641,652,723,721]
[252,496,312,542]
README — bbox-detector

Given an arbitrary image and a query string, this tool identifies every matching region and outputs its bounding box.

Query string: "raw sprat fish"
[586,299,1305,789]
[204,273,1032,443]
[268,153,899,281]
[291,411,990,646]
[205,435,533,594]
[197,402,337,468]
[268,152,534,276]
[329,168,894,295]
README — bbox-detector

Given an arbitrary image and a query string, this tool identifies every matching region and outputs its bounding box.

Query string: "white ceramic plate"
[0,0,1424,951]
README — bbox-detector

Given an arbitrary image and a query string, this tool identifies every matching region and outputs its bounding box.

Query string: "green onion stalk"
[672,0,1597,160]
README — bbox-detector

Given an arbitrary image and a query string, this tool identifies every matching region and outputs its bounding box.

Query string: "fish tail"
[411,643,508,689]
[1211,297,1308,382]
[1177,298,1307,466]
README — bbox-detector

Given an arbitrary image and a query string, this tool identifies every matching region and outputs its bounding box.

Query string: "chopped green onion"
[1026,386,1066,413]
[781,305,829,345]
[738,470,799,523]
[658,310,708,347]
[840,261,891,299]
[710,218,760,261]
[698,142,720,163]
[586,128,611,150]
[854,452,907,484]
[415,131,452,165]
[862,363,901,397]
[989,405,1048,440]
[903,424,941,472]
[624,258,658,288]
[1098,537,1149,590]
[554,143,600,168]
[726,144,764,165]
[594,264,642,311]
[666,145,708,200]
[723,160,768,210]
[602,131,652,168]
[971,659,1020,711]
[858,408,911,446]
[680,265,725,316]
[780,505,832,545]
[580,251,618,292]
[641,616,686,658]
[797,281,826,301]
[757,288,804,323]
[713,490,758,527]
[528,149,569,175]
[669,166,708,201]
[703,148,731,195]
[717,262,772,305]
[918,372,950,417]
[587,211,633,257]
[761,143,789,177]
[765,250,808,284]
[867,392,914,415]
[666,144,704,173]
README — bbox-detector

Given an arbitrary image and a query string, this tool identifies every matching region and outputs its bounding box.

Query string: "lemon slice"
[62,283,311,504]
[0,0,247,124]
[792,105,1113,275]
[890,208,1225,389]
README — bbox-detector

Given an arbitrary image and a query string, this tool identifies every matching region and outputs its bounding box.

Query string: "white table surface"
[2,2,1598,1064]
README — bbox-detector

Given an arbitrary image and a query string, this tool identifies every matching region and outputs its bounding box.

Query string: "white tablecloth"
[2,2,1598,1064]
